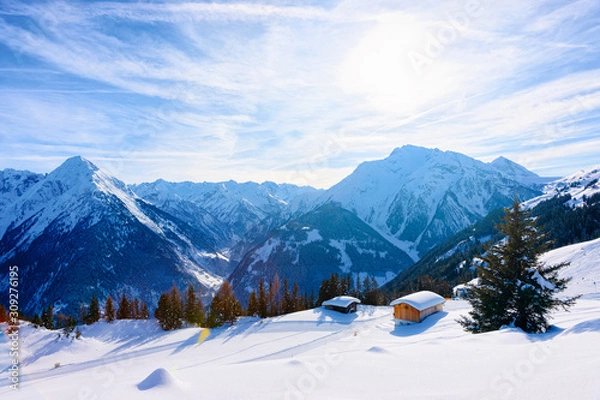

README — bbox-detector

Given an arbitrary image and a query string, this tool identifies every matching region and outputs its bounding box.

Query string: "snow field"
[2,237,600,399]
[2,297,599,400]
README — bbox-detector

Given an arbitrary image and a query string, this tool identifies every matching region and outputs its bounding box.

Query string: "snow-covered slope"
[490,156,551,187]
[0,168,44,219]
[542,236,600,299]
[320,145,547,259]
[524,165,600,209]
[0,157,228,314]
[3,298,598,399]
[229,203,414,302]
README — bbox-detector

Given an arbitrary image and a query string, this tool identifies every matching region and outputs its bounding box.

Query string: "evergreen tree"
[131,298,140,319]
[31,313,41,328]
[268,274,281,317]
[41,304,54,330]
[140,301,150,320]
[184,284,204,326]
[169,285,184,328]
[85,296,100,324]
[308,290,315,309]
[116,294,131,319]
[257,279,268,318]
[362,277,385,305]
[105,295,115,322]
[292,282,302,312]
[155,285,185,330]
[317,273,343,305]
[459,198,579,334]
[208,281,242,327]
[354,276,362,299]
[282,278,295,314]
[154,292,171,330]
[247,291,259,317]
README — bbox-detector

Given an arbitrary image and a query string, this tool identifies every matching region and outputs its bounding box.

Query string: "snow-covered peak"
[321,145,544,258]
[0,156,160,247]
[524,165,600,209]
[490,156,549,186]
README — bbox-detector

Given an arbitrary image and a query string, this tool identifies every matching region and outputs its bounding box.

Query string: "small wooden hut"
[390,291,445,324]
[322,296,361,314]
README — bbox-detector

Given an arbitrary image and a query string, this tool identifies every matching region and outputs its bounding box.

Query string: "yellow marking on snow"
[197,328,210,345]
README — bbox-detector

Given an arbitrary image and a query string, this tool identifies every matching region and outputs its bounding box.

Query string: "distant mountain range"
[0,146,561,314]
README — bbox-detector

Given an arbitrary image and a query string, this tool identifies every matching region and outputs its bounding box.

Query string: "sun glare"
[339,17,456,114]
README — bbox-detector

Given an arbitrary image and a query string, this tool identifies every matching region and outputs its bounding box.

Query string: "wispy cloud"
[0,0,599,187]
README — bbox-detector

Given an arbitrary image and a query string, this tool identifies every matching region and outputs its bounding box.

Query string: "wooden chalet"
[390,291,445,324]
[322,296,361,314]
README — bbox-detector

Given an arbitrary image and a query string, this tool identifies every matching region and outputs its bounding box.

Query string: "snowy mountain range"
[0,146,558,312]
[524,165,600,209]
[384,163,600,296]
[229,203,415,302]
[131,179,321,262]
[318,145,547,259]
[0,157,229,314]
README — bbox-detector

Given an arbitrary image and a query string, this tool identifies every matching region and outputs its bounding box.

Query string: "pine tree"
[169,285,184,328]
[184,284,204,326]
[247,291,259,317]
[208,281,242,327]
[292,282,302,312]
[140,301,150,320]
[41,304,54,330]
[459,198,579,334]
[154,292,171,330]
[354,276,362,299]
[282,278,294,314]
[257,279,268,318]
[317,273,343,305]
[31,313,41,328]
[105,295,115,322]
[116,294,131,320]
[131,298,140,319]
[85,296,100,324]
[362,277,384,305]
[268,274,281,317]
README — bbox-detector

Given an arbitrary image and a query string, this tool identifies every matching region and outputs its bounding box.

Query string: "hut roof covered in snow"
[322,296,361,308]
[390,291,445,311]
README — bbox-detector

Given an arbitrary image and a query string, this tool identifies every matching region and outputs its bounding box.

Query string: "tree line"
[5,273,388,334]
[316,273,386,306]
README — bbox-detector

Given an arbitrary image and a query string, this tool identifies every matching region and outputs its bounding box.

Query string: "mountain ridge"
[0,147,557,313]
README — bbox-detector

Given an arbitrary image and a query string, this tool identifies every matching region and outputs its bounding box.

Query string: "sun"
[338,16,453,114]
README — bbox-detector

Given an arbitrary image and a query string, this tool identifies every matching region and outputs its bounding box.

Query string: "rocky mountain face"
[383,164,600,297]
[0,168,44,215]
[229,203,415,303]
[0,157,229,315]
[318,145,547,259]
[131,180,322,262]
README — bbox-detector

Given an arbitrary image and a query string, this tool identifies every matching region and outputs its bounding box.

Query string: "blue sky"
[0,0,599,188]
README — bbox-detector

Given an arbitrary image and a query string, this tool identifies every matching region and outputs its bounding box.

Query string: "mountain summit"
[319,145,548,259]
[0,157,228,315]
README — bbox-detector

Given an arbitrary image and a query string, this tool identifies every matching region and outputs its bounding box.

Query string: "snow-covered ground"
[2,239,600,399]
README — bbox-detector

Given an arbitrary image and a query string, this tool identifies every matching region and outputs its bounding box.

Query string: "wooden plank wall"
[394,303,443,323]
